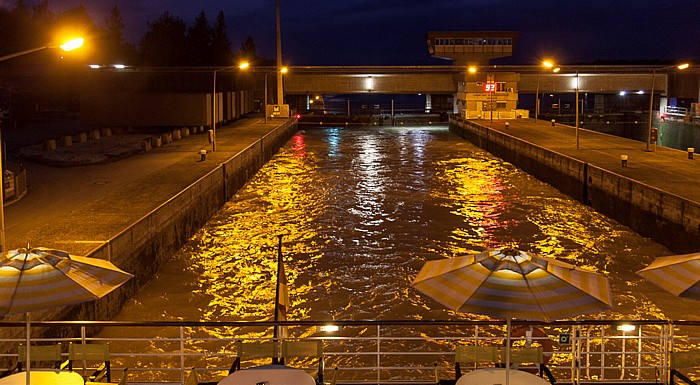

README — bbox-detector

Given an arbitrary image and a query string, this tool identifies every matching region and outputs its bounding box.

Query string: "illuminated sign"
[484,81,495,92]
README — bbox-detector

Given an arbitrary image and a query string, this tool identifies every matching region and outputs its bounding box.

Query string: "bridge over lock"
[281,65,677,119]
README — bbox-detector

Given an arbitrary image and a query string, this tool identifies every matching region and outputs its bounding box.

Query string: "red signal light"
[294,114,302,119]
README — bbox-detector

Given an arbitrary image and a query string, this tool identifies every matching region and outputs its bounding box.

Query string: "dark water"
[111,124,695,325]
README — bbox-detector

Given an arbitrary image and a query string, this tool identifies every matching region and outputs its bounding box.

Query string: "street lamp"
[0,37,83,62]
[646,63,689,151]
[535,60,556,121]
[0,37,84,252]
[575,70,580,150]
[544,62,580,149]
[212,62,249,152]
[264,67,288,124]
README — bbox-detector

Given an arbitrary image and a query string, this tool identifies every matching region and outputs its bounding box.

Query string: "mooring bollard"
[200,150,207,161]
[688,148,694,160]
[621,154,628,167]
[505,122,510,129]
[551,119,556,126]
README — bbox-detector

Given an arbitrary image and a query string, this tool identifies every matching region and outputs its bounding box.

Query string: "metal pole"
[391,98,395,126]
[212,70,217,152]
[0,121,5,252]
[264,73,268,124]
[646,69,656,151]
[575,71,580,150]
[275,0,284,108]
[535,73,540,121]
[490,83,494,127]
[273,234,283,340]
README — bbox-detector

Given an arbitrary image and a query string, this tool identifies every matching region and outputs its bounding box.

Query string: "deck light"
[317,325,340,333]
[617,324,636,332]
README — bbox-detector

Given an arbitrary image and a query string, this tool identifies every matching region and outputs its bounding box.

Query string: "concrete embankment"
[449,116,700,254]
[0,118,297,347]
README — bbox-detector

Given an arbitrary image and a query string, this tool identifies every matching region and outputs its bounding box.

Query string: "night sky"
[3,0,699,66]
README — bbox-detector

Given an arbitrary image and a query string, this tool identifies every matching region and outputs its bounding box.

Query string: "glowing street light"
[535,60,562,122]
[59,37,84,51]
[0,37,84,62]
[211,62,250,152]
[264,67,289,123]
[0,37,84,252]
[646,63,689,151]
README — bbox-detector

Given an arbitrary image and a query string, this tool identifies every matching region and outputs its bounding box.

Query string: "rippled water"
[111,124,695,325]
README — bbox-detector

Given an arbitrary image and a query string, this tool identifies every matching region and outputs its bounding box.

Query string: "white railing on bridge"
[0,320,698,385]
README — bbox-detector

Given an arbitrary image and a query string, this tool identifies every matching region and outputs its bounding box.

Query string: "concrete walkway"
[480,118,700,204]
[3,116,294,254]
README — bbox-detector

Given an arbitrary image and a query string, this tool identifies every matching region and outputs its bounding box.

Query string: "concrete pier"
[450,116,700,254]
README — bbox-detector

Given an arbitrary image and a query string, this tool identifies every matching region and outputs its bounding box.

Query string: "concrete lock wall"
[449,117,700,254]
[0,120,298,350]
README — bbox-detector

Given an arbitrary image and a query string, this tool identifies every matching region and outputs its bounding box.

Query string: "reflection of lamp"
[0,37,84,253]
[646,63,689,151]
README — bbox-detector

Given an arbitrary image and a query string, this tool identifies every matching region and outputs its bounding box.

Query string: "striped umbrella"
[0,247,133,384]
[0,247,133,316]
[637,253,700,300]
[412,247,613,322]
[412,247,612,385]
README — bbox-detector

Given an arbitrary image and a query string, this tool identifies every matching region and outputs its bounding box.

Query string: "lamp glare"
[60,38,84,51]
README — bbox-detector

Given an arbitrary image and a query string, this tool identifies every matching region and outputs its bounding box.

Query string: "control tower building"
[426,31,524,119]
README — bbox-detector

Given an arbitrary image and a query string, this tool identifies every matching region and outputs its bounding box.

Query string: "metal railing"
[0,320,698,385]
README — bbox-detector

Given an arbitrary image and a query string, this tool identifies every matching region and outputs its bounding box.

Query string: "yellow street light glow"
[677,63,689,70]
[238,62,250,69]
[280,66,288,74]
[552,67,561,73]
[468,66,477,74]
[542,60,554,68]
[60,37,84,51]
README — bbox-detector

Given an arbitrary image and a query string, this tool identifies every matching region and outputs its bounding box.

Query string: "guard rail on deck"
[0,320,698,385]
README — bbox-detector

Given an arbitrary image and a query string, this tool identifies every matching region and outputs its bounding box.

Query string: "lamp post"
[536,60,555,121]
[646,63,689,151]
[0,37,83,253]
[263,67,288,124]
[212,62,248,152]
[545,63,581,149]
[275,0,284,110]
[575,70,580,150]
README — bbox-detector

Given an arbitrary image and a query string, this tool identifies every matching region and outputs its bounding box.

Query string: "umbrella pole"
[506,318,511,385]
[26,312,31,385]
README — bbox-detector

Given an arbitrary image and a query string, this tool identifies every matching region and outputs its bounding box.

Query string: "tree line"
[0,1,262,67]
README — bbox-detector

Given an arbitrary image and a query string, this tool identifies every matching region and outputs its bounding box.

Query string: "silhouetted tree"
[239,35,256,64]
[185,11,212,66]
[211,11,233,66]
[0,1,52,57]
[139,12,187,66]
[102,5,135,63]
